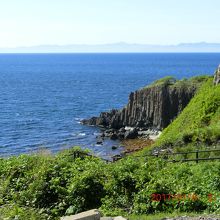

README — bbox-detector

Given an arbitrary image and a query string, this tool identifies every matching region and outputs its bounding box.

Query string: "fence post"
[196,151,199,163]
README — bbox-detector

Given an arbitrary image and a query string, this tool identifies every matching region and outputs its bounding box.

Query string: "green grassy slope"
[155,77,220,149]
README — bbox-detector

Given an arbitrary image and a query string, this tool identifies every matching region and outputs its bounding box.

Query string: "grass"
[142,75,210,90]
[146,76,176,88]
[155,78,220,149]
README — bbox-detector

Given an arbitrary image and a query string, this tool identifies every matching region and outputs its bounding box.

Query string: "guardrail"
[152,149,220,163]
[70,148,220,163]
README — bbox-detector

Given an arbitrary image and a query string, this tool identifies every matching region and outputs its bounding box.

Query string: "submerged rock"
[96,140,103,145]
[110,133,118,140]
[111,146,117,150]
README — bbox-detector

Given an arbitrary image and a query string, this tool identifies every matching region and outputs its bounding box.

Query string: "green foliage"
[151,76,177,87]
[0,204,48,220]
[100,157,144,216]
[133,161,220,214]
[1,148,220,219]
[143,75,210,90]
[142,76,176,90]
[0,147,107,219]
[156,78,220,148]
[170,75,210,90]
[190,75,212,83]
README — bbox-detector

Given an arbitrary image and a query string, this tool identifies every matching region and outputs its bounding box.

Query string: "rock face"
[82,82,197,131]
[213,65,220,85]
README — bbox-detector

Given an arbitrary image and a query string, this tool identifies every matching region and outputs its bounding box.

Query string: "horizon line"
[1,41,220,49]
[1,42,220,53]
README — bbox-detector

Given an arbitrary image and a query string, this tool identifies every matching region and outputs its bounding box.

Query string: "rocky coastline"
[81,76,201,147]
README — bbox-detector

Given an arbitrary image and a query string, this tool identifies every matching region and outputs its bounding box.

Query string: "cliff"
[155,67,220,148]
[82,76,209,137]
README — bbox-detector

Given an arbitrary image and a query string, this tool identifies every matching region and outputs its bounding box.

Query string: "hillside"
[155,75,220,149]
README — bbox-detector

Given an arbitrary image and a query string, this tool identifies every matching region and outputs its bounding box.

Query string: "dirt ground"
[120,138,154,154]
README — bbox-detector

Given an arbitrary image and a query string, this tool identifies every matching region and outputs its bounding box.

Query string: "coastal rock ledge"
[81,76,205,140]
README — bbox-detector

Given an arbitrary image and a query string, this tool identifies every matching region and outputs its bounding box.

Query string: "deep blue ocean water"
[0,53,220,159]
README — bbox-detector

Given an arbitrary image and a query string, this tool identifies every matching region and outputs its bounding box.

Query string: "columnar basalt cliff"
[82,76,208,140]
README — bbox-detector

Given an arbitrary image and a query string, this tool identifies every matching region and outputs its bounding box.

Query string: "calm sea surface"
[0,53,220,158]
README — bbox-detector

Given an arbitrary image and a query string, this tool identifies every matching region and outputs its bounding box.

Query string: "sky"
[0,0,220,47]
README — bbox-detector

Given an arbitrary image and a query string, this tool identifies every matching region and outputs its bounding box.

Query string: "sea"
[0,53,220,159]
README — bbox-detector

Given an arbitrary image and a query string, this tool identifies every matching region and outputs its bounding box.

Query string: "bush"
[0,147,107,219]
[1,149,220,219]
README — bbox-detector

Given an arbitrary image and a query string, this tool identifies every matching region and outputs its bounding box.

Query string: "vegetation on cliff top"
[143,75,211,90]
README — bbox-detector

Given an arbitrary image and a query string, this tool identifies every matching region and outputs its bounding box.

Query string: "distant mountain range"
[1,42,220,53]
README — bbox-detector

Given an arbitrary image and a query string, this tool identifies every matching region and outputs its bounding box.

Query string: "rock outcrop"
[213,65,220,85]
[60,209,127,220]
[82,78,198,132]
[81,75,212,141]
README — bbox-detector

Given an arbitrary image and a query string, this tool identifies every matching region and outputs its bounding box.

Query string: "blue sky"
[0,0,219,47]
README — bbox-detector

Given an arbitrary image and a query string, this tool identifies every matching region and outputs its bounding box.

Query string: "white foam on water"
[78,133,86,136]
